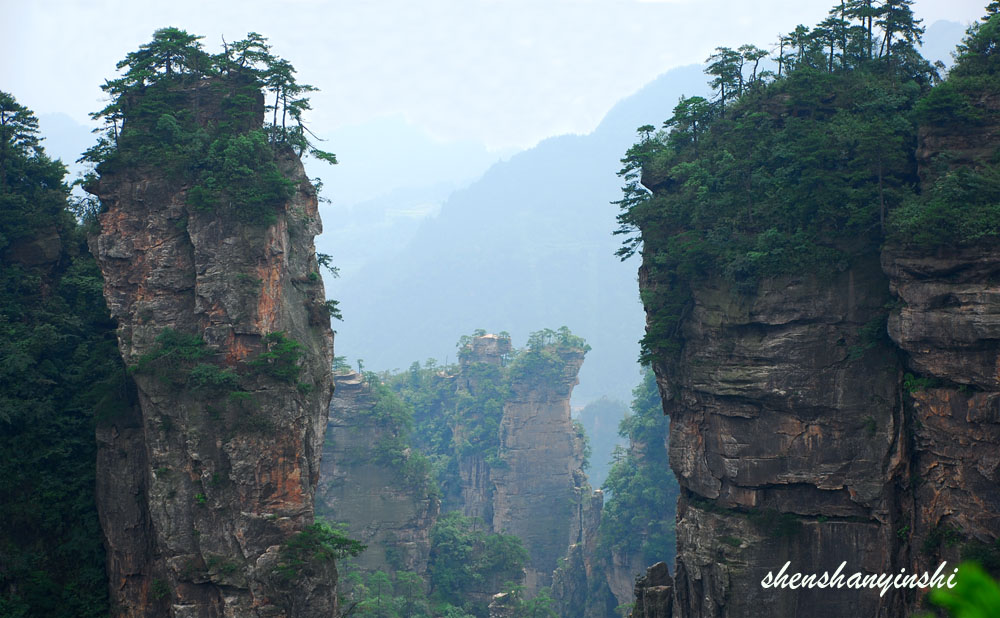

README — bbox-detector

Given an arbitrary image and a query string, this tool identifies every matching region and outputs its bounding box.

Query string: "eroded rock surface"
[883,244,1000,597]
[316,372,439,575]
[642,256,908,617]
[90,81,336,617]
[492,345,587,591]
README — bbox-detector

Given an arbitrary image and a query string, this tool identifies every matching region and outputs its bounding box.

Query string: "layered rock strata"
[492,344,588,592]
[316,372,439,575]
[632,81,1000,618]
[90,81,336,617]
[646,258,907,618]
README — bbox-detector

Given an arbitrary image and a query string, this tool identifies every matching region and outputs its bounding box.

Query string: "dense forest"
[0,91,126,618]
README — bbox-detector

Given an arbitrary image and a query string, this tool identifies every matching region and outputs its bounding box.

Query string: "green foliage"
[362,379,440,499]
[186,129,294,226]
[428,512,529,617]
[927,563,1000,618]
[495,584,559,618]
[247,331,304,383]
[188,363,240,391]
[507,327,589,386]
[338,568,432,618]
[599,369,679,562]
[614,1,942,363]
[922,524,964,556]
[887,13,1000,247]
[903,372,941,393]
[275,522,366,581]
[0,92,117,617]
[150,579,170,601]
[130,328,214,379]
[573,419,592,471]
[848,313,889,360]
[890,164,1000,247]
[387,329,585,510]
[321,299,343,321]
[84,28,336,226]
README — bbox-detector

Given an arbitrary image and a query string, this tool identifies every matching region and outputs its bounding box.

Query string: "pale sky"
[4,0,987,151]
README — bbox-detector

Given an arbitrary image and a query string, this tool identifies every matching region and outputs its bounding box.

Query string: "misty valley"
[3,1,1000,617]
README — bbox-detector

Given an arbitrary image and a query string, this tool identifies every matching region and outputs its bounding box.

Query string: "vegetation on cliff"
[613,0,979,362]
[599,368,680,564]
[386,328,588,509]
[890,8,1000,246]
[332,329,586,617]
[0,92,123,617]
[80,27,335,227]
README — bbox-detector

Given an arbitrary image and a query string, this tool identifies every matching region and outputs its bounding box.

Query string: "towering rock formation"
[879,90,1000,604]
[90,80,336,617]
[640,254,906,617]
[629,43,1000,618]
[492,341,588,591]
[316,371,439,575]
[322,333,594,599]
[455,334,510,524]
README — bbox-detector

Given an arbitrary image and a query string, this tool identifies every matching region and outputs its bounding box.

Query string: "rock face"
[96,395,156,616]
[632,562,673,618]
[492,344,588,592]
[631,81,1000,618]
[90,81,336,617]
[550,489,625,618]
[644,257,907,618]
[882,244,1000,596]
[316,372,439,575]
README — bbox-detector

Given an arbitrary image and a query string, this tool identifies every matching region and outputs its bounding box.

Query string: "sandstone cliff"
[316,371,439,575]
[90,79,336,617]
[312,332,592,609]
[629,61,1000,618]
[489,339,588,592]
[641,254,907,617]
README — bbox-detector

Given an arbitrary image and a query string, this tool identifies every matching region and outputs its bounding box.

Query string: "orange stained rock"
[255,441,305,509]
[224,332,254,364]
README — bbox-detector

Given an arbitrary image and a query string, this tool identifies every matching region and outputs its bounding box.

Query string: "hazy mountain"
[330,64,708,404]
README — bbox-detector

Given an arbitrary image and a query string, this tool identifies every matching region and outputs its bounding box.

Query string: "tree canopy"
[1,91,128,618]
[612,0,945,362]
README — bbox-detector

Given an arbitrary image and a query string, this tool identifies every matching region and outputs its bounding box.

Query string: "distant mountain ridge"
[332,63,708,403]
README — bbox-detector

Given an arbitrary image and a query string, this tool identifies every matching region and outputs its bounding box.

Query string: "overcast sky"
[4,0,989,152]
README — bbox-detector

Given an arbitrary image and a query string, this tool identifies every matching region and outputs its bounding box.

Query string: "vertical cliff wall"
[455,335,510,524]
[880,90,1000,607]
[629,35,1000,618]
[316,371,439,575]
[90,80,336,617]
[643,258,907,617]
[492,344,588,592]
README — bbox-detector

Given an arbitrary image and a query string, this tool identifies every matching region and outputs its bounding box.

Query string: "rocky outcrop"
[492,345,587,592]
[631,74,1000,618]
[882,245,1000,604]
[316,372,439,575]
[96,394,156,616]
[455,335,510,523]
[90,80,336,617]
[640,253,908,617]
[551,488,626,618]
[631,562,672,618]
